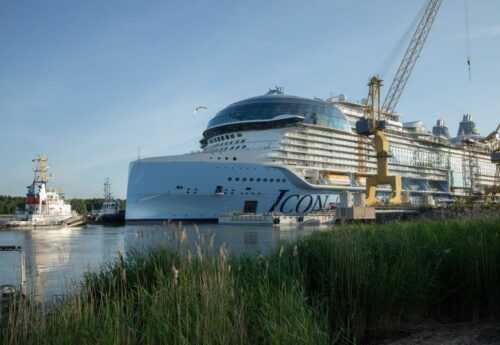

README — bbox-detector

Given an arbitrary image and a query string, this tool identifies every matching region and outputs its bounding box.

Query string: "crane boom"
[382,0,443,113]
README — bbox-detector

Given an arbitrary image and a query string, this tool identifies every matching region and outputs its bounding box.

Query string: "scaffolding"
[461,139,479,195]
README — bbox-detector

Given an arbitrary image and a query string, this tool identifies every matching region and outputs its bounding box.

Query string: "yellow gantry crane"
[356,0,443,205]
[480,124,500,198]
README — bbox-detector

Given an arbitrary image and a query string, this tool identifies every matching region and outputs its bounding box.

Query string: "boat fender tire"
[273,217,280,224]
[297,216,303,222]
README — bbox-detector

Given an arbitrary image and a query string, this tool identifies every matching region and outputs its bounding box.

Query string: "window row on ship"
[274,156,448,180]
[277,142,492,179]
[207,132,243,144]
[275,157,450,181]
[278,143,453,176]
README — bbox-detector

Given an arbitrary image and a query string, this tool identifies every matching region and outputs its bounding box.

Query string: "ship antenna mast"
[104,177,112,200]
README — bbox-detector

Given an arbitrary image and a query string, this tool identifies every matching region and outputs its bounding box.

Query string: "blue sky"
[0,0,499,198]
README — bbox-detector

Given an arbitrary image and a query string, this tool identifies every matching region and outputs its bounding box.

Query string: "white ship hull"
[126,161,348,222]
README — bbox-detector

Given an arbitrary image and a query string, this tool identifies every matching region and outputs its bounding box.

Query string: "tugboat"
[95,178,125,225]
[5,155,85,229]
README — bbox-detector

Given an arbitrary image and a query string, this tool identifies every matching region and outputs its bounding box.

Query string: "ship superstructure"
[125,90,497,223]
[98,178,120,218]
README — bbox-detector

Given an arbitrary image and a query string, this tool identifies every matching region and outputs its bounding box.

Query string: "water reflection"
[0,224,325,301]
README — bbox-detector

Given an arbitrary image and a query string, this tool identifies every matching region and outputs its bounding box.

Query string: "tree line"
[0,195,125,215]
[69,198,126,215]
[0,196,25,215]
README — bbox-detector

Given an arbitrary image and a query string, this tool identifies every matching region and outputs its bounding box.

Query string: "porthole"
[242,145,247,149]
[228,177,232,181]
[263,178,267,182]
[242,178,247,181]
[270,178,274,182]
[235,178,240,181]
[233,157,237,161]
[256,178,261,182]
[225,135,230,139]
[225,157,228,160]
[249,178,254,181]
[237,133,242,137]
[235,146,240,149]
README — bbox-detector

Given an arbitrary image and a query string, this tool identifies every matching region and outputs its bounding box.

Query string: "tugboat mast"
[104,177,113,200]
[32,154,52,184]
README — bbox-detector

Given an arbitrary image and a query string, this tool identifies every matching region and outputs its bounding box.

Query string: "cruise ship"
[125,88,497,223]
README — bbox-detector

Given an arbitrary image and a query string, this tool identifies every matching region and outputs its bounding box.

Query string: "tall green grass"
[1,218,499,344]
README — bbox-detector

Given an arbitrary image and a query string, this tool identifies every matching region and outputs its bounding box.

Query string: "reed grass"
[1,218,499,344]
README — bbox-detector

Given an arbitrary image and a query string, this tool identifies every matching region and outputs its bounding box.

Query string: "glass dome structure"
[206,92,351,132]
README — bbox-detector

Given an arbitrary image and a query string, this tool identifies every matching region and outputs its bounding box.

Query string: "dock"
[218,212,335,226]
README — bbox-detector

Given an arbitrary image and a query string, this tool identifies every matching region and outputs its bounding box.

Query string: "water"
[0,224,323,301]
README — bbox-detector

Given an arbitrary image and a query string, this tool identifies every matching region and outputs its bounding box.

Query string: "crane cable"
[376,1,428,79]
[464,0,472,82]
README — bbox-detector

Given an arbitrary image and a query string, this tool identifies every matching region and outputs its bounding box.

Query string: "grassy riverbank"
[1,218,500,344]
